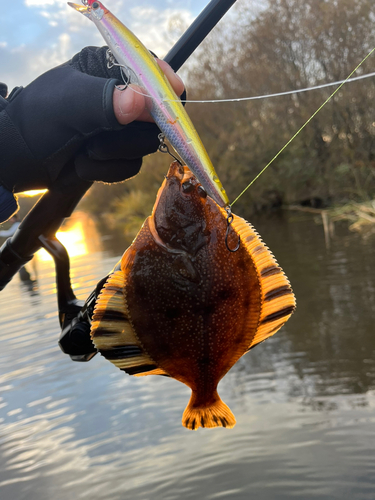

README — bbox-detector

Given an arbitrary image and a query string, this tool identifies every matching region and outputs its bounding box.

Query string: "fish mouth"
[166,162,194,183]
[153,162,192,214]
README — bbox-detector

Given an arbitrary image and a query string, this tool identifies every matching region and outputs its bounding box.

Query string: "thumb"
[113,84,146,125]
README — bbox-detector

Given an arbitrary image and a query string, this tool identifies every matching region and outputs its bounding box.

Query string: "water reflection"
[0,212,374,499]
[250,213,375,401]
[37,212,101,262]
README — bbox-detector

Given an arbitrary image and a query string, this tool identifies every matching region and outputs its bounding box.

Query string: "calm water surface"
[0,213,374,500]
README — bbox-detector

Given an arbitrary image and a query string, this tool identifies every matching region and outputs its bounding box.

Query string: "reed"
[328,200,375,232]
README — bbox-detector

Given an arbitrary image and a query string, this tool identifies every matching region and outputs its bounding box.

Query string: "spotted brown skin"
[91,162,296,430]
[125,164,259,391]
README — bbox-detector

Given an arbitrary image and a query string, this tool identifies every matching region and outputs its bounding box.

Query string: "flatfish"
[91,162,296,430]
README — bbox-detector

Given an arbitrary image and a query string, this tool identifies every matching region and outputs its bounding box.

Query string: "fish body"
[91,162,296,430]
[68,0,229,208]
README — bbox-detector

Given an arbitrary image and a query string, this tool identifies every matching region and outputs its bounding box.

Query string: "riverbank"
[286,199,375,249]
[287,199,375,230]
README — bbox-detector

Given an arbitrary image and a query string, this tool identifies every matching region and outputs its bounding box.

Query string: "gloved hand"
[0,46,185,193]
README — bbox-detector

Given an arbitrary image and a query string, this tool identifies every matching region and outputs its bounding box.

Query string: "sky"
[0,0,225,91]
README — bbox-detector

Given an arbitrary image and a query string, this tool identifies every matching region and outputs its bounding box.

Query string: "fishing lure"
[68,0,230,209]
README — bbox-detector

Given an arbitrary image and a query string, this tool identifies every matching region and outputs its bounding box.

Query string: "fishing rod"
[0,0,239,361]
[164,0,237,70]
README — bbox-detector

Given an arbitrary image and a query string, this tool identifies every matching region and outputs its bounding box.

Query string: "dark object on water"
[91,163,296,430]
[300,197,325,209]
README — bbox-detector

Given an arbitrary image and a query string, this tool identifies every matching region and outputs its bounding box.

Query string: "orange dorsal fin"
[91,270,168,377]
[182,390,236,430]
[224,211,296,350]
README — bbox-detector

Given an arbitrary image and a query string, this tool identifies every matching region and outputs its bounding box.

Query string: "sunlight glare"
[37,221,88,261]
[20,190,48,197]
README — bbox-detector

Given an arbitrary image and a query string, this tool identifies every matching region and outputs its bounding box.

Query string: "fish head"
[152,162,210,255]
[67,1,108,21]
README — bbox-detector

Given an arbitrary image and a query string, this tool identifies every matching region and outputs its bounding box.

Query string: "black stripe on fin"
[253,245,265,255]
[264,285,293,301]
[247,324,281,352]
[261,305,295,324]
[260,265,281,277]
[123,364,158,375]
[92,328,121,337]
[245,235,255,243]
[246,339,265,352]
[100,346,143,359]
[104,286,123,294]
[94,310,127,322]
[220,417,228,428]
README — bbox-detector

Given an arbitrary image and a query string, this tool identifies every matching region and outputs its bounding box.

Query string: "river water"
[0,212,374,500]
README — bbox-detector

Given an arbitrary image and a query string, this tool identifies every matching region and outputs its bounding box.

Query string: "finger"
[156,59,185,97]
[113,84,146,125]
[113,60,186,124]
[136,60,186,122]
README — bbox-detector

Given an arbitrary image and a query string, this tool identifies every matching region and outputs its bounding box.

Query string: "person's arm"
[0,46,184,193]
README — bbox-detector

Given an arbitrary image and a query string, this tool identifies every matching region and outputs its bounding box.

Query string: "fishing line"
[170,71,375,103]
[124,70,375,103]
[115,48,375,206]
[230,46,375,206]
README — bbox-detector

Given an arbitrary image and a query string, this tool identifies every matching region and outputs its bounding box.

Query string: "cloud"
[28,33,72,75]
[129,6,194,58]
[1,0,198,90]
[25,0,60,5]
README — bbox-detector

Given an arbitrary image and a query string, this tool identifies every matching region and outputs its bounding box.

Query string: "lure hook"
[158,134,182,165]
[225,207,240,252]
[106,50,130,91]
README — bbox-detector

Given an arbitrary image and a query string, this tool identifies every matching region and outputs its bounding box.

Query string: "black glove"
[0,46,163,193]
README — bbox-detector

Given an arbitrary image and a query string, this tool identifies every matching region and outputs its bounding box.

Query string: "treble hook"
[106,50,130,91]
[225,207,240,252]
[158,134,183,165]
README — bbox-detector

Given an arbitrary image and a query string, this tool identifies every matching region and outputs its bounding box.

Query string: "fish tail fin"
[182,391,236,430]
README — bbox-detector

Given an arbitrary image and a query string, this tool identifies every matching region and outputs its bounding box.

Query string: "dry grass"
[328,200,375,233]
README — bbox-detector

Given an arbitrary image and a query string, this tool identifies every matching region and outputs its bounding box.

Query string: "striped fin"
[91,270,168,377]
[224,211,296,350]
[182,390,236,430]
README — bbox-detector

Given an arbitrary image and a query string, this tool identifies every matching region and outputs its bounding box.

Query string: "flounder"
[91,162,296,430]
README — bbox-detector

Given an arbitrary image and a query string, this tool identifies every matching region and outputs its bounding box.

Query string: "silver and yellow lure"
[68,0,229,208]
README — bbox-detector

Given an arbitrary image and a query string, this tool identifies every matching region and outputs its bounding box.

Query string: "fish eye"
[197,186,207,199]
[92,1,100,9]
[182,181,194,194]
